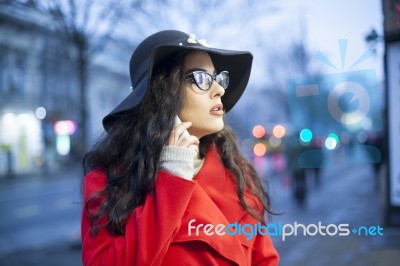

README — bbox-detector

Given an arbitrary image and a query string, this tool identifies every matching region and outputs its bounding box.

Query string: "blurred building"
[382,0,400,225]
[0,2,130,177]
[87,40,131,142]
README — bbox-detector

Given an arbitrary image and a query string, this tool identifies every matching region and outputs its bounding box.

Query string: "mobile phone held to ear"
[175,116,190,137]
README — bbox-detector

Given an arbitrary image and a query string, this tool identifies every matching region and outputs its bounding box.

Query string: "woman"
[81,30,279,265]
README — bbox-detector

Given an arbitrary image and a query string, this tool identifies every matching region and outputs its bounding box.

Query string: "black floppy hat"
[102,30,253,131]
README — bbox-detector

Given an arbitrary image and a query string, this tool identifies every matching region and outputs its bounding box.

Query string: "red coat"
[81,147,279,265]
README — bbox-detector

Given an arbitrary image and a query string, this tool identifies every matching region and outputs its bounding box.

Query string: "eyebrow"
[184,68,217,75]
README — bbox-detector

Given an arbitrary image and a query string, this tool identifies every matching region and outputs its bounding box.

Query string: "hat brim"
[103,43,253,130]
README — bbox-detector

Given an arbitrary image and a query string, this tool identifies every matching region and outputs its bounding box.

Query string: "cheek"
[179,91,204,120]
[180,100,200,122]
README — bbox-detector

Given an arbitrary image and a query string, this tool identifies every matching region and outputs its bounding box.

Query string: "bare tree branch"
[34,0,137,155]
[81,0,94,28]
[89,0,134,55]
[68,0,77,29]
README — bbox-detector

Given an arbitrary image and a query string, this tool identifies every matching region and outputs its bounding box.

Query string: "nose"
[210,81,225,98]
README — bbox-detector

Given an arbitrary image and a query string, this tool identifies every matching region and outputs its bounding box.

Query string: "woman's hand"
[167,121,200,154]
[160,121,200,179]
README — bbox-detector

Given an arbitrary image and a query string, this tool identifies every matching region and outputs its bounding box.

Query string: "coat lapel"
[172,147,259,264]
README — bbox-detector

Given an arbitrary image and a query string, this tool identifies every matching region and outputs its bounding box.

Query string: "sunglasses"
[185,71,229,91]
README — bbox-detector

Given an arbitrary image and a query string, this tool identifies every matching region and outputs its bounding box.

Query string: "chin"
[196,123,224,138]
[208,122,225,135]
[212,118,224,128]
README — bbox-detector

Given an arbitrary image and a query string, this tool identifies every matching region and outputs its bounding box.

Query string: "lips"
[210,103,224,116]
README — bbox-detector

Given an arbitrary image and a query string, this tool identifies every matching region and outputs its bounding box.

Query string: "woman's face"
[179,51,226,139]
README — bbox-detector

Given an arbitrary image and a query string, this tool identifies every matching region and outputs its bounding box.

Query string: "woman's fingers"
[178,135,200,147]
[168,121,191,145]
[167,121,199,149]
[174,122,192,140]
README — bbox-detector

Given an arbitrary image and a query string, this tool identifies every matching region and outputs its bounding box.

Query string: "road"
[0,169,82,265]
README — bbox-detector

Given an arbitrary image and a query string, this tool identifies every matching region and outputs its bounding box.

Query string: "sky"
[205,0,385,91]
[298,0,383,78]
[223,0,385,134]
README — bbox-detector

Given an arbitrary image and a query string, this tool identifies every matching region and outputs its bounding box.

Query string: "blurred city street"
[0,167,83,266]
[0,146,399,266]
[268,145,400,266]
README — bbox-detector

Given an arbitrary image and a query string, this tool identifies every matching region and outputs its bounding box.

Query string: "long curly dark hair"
[83,52,273,236]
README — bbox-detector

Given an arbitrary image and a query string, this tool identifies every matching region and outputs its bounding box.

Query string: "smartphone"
[175,116,190,137]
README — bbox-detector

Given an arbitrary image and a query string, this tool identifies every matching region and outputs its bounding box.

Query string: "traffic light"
[54,120,77,156]
[272,124,286,139]
[325,133,339,150]
[252,125,266,139]
[253,143,267,156]
[299,128,313,143]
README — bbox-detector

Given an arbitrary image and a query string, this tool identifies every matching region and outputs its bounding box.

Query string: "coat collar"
[172,147,261,264]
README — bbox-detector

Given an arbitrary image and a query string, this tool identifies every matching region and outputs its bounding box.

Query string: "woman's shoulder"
[83,169,107,198]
